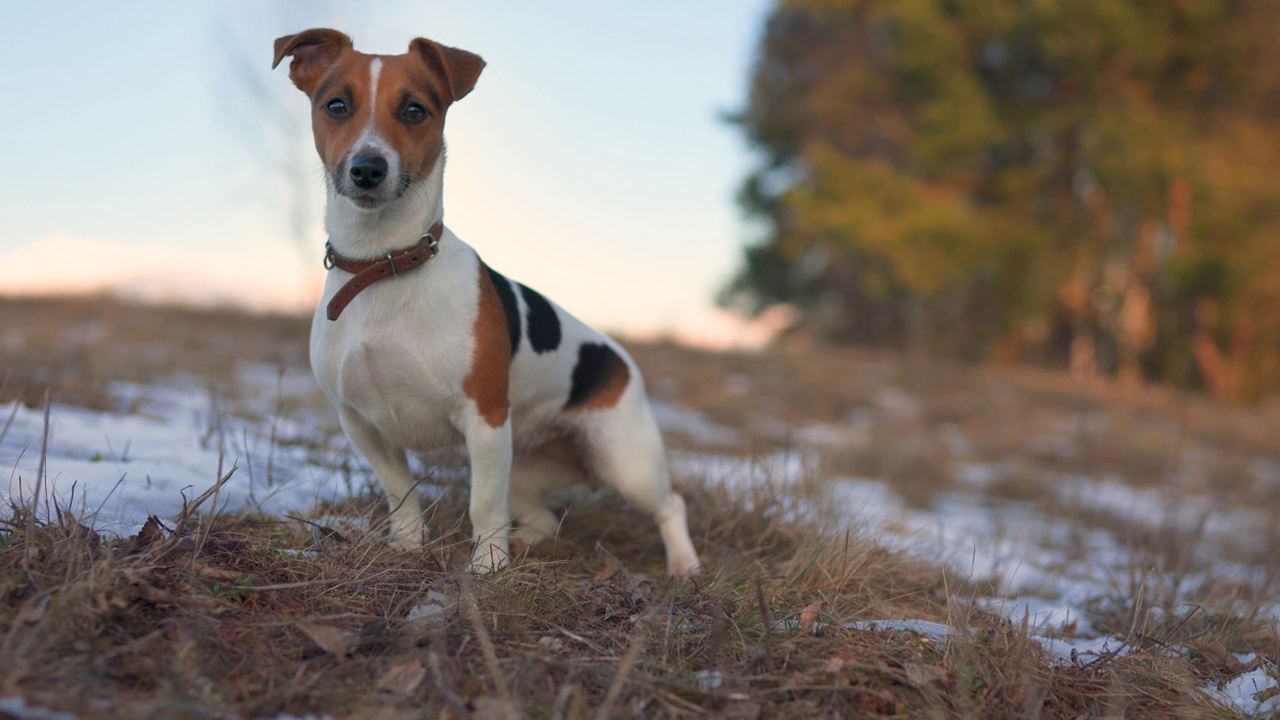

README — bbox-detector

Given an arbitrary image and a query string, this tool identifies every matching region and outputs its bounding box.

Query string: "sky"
[0,0,778,345]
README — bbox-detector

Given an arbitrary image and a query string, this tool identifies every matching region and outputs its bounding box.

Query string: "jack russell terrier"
[272,29,701,575]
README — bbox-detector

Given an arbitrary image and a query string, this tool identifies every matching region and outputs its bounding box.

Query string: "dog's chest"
[310,263,478,450]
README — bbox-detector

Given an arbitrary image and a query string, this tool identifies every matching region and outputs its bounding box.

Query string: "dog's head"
[272,29,484,210]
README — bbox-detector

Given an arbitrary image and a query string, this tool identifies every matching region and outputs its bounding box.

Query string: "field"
[2,295,1279,718]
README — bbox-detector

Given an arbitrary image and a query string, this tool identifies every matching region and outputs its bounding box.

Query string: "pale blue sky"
[0,1,773,339]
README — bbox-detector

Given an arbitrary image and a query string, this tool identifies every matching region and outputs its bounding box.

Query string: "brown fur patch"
[463,265,512,427]
[367,54,450,182]
[303,52,452,184]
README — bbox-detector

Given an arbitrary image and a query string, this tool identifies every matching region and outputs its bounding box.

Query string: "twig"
[0,372,21,448]
[754,573,776,674]
[192,449,231,561]
[265,365,285,487]
[179,463,239,525]
[25,391,52,566]
[458,572,518,720]
[596,615,650,720]
[159,460,237,560]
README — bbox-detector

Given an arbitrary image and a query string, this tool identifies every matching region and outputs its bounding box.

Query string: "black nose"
[349,155,388,190]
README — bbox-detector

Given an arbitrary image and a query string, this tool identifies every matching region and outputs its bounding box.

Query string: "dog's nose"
[349,155,388,190]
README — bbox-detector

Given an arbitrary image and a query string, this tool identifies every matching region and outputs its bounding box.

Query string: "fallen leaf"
[821,654,853,673]
[196,565,244,583]
[904,663,949,689]
[298,622,355,661]
[16,594,49,624]
[592,546,624,583]
[61,509,98,543]
[377,658,427,695]
[1190,639,1245,676]
[127,515,167,553]
[799,600,823,635]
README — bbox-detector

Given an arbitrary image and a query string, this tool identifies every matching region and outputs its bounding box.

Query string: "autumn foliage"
[726,0,1280,400]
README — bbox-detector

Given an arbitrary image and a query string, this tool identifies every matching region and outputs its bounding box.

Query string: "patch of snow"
[1205,657,1280,717]
[670,449,816,488]
[850,619,955,644]
[1033,634,1128,664]
[0,697,77,720]
[406,590,453,623]
[1,377,362,539]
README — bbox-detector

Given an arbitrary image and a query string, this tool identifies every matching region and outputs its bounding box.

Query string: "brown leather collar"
[323,220,444,321]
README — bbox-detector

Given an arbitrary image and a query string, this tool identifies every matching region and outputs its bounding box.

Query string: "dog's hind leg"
[580,402,702,577]
[509,442,587,543]
[339,409,422,549]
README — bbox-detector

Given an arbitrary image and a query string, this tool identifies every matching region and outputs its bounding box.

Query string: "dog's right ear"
[272,28,353,95]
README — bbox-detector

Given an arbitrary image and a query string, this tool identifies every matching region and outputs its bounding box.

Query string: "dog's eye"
[401,103,429,124]
[325,98,349,118]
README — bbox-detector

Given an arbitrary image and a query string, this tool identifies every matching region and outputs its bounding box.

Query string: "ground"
[1,296,1278,718]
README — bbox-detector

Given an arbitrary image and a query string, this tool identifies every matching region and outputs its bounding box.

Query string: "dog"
[272,29,701,576]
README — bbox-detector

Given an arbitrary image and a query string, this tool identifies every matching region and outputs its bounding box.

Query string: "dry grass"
[0,294,311,412]
[1,296,1273,718]
[0,482,1235,719]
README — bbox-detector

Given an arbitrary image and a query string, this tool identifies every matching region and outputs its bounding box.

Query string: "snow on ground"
[2,372,1278,715]
[1,370,359,538]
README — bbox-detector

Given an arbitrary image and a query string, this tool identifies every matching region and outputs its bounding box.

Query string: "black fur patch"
[483,264,521,358]
[564,343,629,409]
[519,283,562,354]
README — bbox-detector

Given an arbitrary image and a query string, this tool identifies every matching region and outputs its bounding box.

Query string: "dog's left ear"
[411,38,485,104]
[273,28,353,95]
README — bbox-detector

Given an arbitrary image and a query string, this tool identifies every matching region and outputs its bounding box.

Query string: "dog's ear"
[272,28,353,95]
[411,38,485,104]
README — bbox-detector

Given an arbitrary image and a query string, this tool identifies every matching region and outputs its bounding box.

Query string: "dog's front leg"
[339,409,423,549]
[463,414,513,573]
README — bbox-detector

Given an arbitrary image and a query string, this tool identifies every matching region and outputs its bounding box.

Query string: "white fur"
[308,65,701,577]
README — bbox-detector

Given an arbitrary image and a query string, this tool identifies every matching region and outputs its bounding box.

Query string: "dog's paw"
[511,521,556,545]
[467,542,511,574]
[388,523,427,551]
[667,549,703,578]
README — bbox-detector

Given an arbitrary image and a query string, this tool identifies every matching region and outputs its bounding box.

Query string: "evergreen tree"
[727,0,1280,398]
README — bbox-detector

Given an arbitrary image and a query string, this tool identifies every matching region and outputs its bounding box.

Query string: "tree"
[727,0,1280,398]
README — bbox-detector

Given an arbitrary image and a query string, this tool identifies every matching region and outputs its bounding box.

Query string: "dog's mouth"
[333,172,412,210]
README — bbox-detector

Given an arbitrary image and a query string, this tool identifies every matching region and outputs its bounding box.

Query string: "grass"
[0,483,1235,718]
[1,295,1276,717]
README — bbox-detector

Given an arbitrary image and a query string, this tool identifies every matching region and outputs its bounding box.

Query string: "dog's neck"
[324,156,446,259]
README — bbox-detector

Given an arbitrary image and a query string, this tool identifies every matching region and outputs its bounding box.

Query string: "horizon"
[0,1,775,347]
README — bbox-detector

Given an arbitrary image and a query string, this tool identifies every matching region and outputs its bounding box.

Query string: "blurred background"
[3,0,1280,398]
[725,0,1280,401]
[0,0,775,347]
